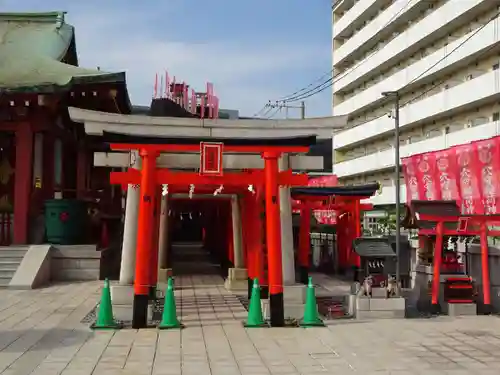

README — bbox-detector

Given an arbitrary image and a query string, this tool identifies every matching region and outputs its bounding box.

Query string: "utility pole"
[267,101,306,119]
[382,90,401,297]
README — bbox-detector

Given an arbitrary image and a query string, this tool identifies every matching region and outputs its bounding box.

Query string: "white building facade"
[331,0,500,208]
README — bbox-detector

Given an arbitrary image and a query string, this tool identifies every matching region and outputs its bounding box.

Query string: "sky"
[2,0,334,117]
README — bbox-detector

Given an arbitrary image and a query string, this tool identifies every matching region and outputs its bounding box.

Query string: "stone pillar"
[158,194,171,282]
[118,152,141,285]
[231,195,244,268]
[224,195,248,291]
[279,154,296,285]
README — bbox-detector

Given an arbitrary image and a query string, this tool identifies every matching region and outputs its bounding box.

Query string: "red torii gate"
[404,200,500,313]
[103,131,315,328]
[291,184,378,282]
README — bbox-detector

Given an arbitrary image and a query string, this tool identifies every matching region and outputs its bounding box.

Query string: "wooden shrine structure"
[403,200,500,313]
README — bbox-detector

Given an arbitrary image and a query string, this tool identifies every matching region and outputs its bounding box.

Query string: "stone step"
[0,277,10,287]
[0,260,21,268]
[0,247,28,258]
[0,269,16,278]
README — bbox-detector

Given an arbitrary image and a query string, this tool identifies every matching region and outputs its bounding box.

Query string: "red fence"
[402,136,500,214]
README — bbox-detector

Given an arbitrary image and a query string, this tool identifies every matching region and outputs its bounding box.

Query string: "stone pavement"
[1,278,500,374]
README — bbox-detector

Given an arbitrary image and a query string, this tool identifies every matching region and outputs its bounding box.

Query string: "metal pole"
[394,93,401,296]
[300,101,305,119]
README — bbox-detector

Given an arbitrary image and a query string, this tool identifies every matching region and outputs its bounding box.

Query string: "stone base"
[110,284,134,305]
[261,300,305,321]
[356,297,406,319]
[112,304,154,323]
[158,268,173,282]
[224,268,248,291]
[282,284,306,304]
[448,303,477,317]
[110,284,155,323]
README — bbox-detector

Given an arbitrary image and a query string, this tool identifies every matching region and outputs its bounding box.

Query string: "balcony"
[333,0,488,93]
[333,0,383,39]
[334,21,500,116]
[334,120,500,178]
[334,69,500,150]
[333,0,427,66]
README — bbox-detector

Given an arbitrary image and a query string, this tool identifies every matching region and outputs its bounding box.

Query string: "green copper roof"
[0,11,126,93]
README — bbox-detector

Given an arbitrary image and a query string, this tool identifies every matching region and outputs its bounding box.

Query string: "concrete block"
[371,287,387,298]
[229,267,248,280]
[356,310,405,319]
[261,300,305,320]
[224,268,248,291]
[9,245,51,290]
[111,284,134,305]
[355,297,370,311]
[158,268,172,282]
[283,284,306,303]
[111,304,154,322]
[224,278,247,291]
[369,297,406,311]
[448,303,477,316]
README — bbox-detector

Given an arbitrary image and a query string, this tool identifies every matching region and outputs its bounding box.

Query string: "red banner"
[402,135,500,214]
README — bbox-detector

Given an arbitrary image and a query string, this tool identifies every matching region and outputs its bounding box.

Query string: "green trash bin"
[45,199,87,244]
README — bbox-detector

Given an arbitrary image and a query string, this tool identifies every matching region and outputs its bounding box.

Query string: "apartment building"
[331,0,500,209]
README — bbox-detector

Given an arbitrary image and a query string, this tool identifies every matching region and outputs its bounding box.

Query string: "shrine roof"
[353,238,395,258]
[291,183,379,198]
[95,131,317,147]
[0,12,127,94]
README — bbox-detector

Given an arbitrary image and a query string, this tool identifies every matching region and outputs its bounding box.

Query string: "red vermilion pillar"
[480,222,492,313]
[132,149,158,329]
[13,122,33,244]
[298,203,311,285]
[263,152,284,327]
[431,222,444,313]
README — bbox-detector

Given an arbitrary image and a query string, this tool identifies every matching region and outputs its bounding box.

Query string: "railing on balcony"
[0,212,13,245]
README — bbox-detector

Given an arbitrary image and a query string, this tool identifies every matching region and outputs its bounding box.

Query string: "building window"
[493,63,500,70]
[494,112,500,121]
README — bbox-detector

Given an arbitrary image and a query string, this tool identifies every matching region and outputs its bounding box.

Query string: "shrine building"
[0,11,379,328]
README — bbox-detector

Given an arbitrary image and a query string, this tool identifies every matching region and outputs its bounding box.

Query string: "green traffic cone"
[299,277,325,327]
[244,278,267,327]
[158,277,182,329]
[92,279,121,330]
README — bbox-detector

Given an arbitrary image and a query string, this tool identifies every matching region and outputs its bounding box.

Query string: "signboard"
[402,135,500,214]
[200,142,223,176]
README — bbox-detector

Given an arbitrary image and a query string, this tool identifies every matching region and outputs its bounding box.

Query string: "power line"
[253,0,413,116]
[292,5,500,108]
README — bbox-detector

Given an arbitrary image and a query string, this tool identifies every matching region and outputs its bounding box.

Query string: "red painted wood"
[13,122,33,244]
[110,169,308,187]
[134,150,158,296]
[263,153,283,295]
